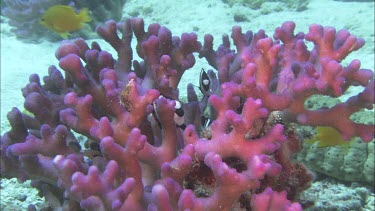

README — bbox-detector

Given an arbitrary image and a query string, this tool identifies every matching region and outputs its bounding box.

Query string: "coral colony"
[1,18,374,210]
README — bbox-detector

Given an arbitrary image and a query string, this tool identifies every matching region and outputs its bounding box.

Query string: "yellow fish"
[40,5,91,39]
[306,126,353,148]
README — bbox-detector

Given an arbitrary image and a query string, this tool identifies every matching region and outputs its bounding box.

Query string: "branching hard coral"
[1,17,373,210]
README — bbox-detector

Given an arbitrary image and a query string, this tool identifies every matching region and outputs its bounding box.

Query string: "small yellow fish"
[40,5,91,39]
[306,126,353,148]
[22,109,35,118]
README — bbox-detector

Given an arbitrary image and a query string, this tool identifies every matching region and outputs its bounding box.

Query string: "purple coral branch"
[1,17,373,210]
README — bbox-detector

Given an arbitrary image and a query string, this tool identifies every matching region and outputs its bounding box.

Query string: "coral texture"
[296,95,374,184]
[299,179,375,210]
[297,137,374,183]
[1,18,373,210]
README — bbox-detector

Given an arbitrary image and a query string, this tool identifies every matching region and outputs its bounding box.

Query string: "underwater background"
[1,0,374,210]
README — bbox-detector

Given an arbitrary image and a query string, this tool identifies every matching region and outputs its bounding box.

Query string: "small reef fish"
[306,126,353,148]
[40,5,91,39]
[199,68,211,95]
[151,96,186,130]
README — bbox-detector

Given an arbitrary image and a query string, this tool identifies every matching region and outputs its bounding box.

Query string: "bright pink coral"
[1,17,373,210]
